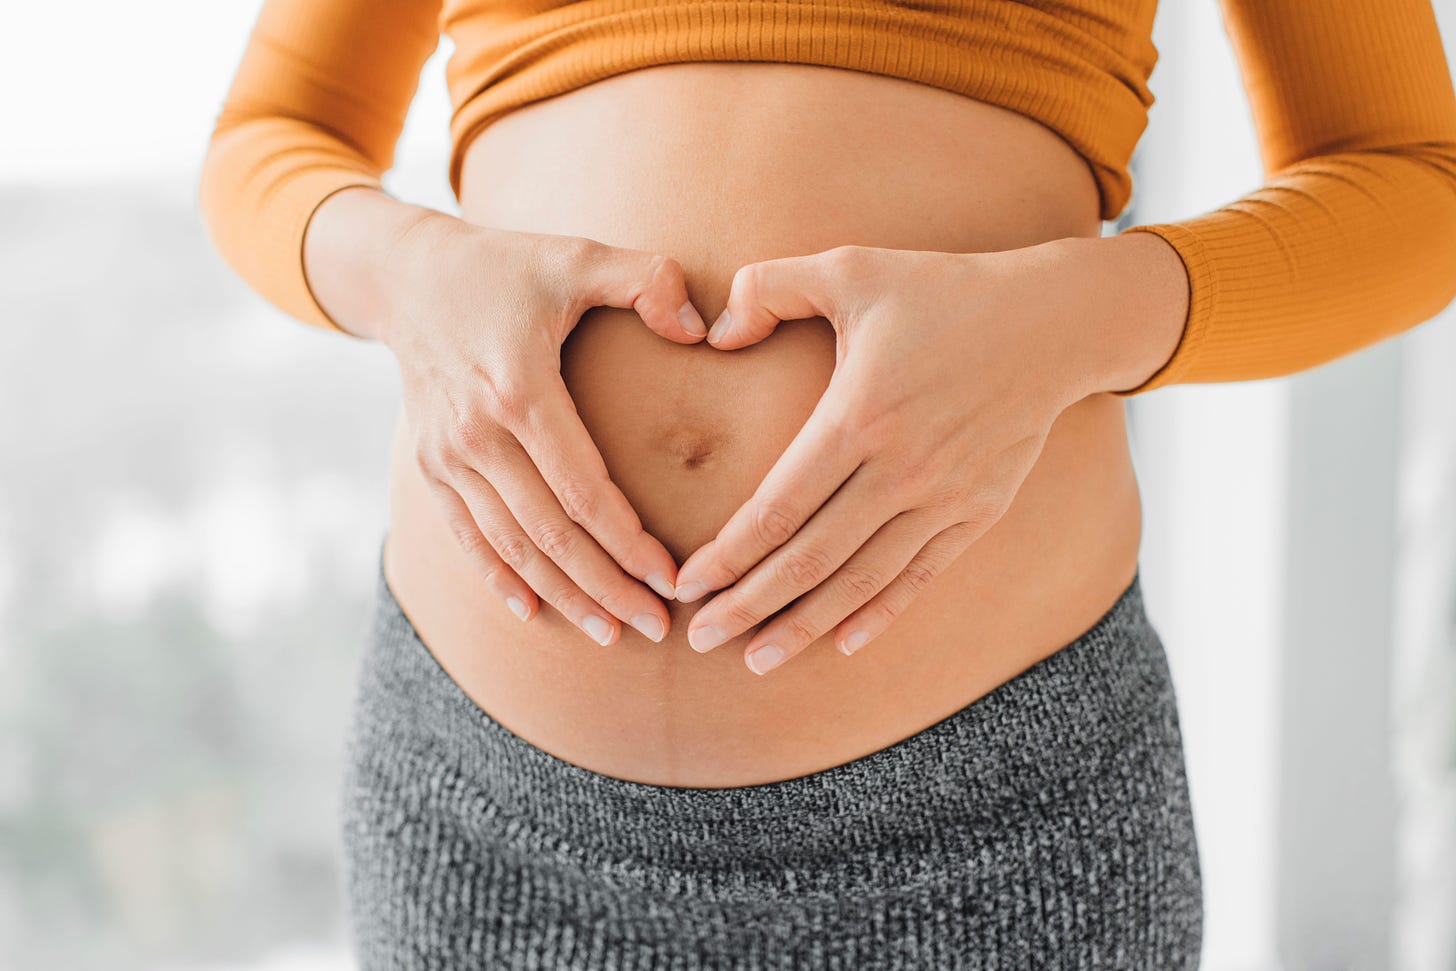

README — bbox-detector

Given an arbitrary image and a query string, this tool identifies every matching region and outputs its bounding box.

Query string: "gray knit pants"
[340,547,1203,969]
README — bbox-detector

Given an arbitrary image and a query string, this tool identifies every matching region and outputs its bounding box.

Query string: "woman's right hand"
[378,212,709,647]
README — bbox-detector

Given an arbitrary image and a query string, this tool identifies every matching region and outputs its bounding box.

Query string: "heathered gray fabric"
[340,547,1203,969]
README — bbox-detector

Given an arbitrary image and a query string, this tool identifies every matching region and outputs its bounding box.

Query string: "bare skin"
[306,61,1188,788]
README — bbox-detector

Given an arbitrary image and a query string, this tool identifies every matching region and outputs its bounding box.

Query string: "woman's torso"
[383,62,1143,788]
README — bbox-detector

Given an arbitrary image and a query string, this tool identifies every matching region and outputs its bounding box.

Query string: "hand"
[672,240,1105,674]
[380,213,710,646]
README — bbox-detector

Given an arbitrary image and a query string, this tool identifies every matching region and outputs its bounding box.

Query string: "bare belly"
[384,62,1143,788]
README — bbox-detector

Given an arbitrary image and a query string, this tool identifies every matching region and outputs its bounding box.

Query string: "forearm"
[301,186,459,342]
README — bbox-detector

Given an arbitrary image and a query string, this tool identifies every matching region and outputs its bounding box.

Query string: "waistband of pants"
[354,541,1174,871]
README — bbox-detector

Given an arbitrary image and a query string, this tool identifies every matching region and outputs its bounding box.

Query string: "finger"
[424,475,538,622]
[451,469,654,646]
[575,242,709,343]
[834,521,983,657]
[706,247,846,349]
[684,463,890,653]
[484,445,672,643]
[512,374,679,601]
[737,510,941,675]
[674,383,861,602]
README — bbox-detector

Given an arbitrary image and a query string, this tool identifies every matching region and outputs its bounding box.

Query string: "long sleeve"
[198,0,444,333]
[1111,0,1456,396]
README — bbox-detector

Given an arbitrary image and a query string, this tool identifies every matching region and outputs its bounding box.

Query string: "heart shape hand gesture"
[395,216,1180,671]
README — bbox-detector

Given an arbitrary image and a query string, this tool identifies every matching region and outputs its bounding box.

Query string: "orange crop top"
[199,0,1456,395]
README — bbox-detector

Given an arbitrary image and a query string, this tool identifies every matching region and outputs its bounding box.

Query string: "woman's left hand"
[671,236,1174,675]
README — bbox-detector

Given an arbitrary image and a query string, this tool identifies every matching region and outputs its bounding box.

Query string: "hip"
[342,555,1202,968]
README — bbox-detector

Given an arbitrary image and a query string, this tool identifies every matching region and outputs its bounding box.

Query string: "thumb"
[574,243,708,344]
[707,248,844,350]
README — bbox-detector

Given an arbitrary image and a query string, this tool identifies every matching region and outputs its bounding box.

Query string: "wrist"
[1043,232,1191,397]
[374,205,472,347]
[302,186,456,342]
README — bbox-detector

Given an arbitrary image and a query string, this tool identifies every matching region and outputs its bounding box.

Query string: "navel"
[659,427,722,471]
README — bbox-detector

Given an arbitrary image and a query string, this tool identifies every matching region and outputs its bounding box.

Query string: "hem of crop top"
[441,0,1156,222]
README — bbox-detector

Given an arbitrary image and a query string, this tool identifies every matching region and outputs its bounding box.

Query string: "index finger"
[672,385,863,601]
[513,374,680,600]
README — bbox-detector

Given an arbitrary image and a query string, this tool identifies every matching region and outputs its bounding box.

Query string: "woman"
[199,0,1456,966]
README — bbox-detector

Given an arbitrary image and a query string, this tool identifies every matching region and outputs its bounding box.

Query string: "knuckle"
[959,488,1007,529]
[478,562,508,589]
[564,233,601,267]
[558,478,599,525]
[643,252,677,286]
[468,363,532,429]
[865,597,900,630]
[780,614,821,647]
[731,259,759,296]
[945,520,981,544]
[898,560,938,596]
[493,532,533,571]
[835,564,883,605]
[449,408,497,456]
[752,501,799,548]
[532,520,580,562]
[544,584,589,621]
[896,455,941,496]
[492,392,530,431]
[720,597,763,631]
[462,545,512,592]
[936,520,982,565]
[925,465,959,499]
[451,522,492,560]
[822,244,864,279]
[542,233,598,281]
[589,583,635,619]
[775,543,834,588]
[734,257,776,309]
[415,446,447,480]
[653,254,686,290]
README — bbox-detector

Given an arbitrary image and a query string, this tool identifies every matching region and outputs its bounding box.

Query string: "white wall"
[1128,3,1456,969]
[1125,2,1286,967]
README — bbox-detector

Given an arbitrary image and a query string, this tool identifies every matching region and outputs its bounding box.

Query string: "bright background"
[2,2,1453,969]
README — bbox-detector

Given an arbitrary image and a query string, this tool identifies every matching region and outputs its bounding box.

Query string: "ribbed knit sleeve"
[1111,0,1456,396]
[198,0,443,333]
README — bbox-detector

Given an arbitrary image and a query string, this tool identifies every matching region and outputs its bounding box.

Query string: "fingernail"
[646,572,677,600]
[689,625,727,653]
[841,630,871,655]
[706,309,730,344]
[678,302,707,337]
[506,596,531,622]
[631,613,666,643]
[582,615,613,646]
[747,643,786,675]
[675,580,708,603]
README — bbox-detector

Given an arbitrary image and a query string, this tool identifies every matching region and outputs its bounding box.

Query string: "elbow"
[1428,144,1456,313]
[194,117,295,326]
[1386,140,1456,322]
[196,140,227,267]
[1424,150,1456,320]
[195,119,253,287]
[191,112,386,331]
